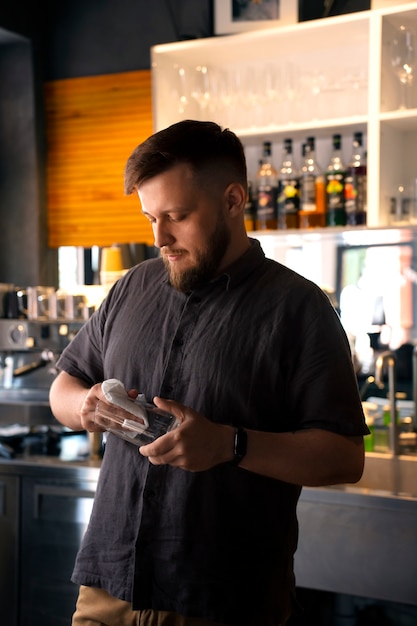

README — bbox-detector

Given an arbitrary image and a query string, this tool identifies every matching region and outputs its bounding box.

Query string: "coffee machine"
[0,318,86,458]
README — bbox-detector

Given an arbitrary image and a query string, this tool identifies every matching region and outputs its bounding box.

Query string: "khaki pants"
[72,585,232,626]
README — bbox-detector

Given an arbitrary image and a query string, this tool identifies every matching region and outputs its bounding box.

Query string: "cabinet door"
[0,474,19,626]
[20,477,97,626]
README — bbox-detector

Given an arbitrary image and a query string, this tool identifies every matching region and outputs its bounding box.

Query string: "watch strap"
[230,426,247,466]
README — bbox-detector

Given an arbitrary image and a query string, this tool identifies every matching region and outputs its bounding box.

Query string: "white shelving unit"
[151,2,417,230]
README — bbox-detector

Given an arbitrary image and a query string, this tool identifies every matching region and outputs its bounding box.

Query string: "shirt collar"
[219,238,265,290]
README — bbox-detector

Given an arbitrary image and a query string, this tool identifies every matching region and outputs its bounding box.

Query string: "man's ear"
[224,182,246,217]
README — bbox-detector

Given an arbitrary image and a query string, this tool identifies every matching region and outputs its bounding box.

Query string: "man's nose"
[153,221,175,249]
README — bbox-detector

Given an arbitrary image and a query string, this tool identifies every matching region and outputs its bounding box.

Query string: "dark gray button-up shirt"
[57,239,367,626]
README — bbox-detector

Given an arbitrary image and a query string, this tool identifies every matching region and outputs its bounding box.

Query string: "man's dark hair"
[124,119,247,194]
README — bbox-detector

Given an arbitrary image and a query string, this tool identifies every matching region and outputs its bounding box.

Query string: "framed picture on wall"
[214,0,298,35]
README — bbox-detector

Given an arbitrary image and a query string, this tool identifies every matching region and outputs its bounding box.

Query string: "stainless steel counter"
[0,454,101,478]
[295,484,417,607]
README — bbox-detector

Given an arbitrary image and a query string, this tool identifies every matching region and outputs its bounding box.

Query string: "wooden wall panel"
[45,70,154,248]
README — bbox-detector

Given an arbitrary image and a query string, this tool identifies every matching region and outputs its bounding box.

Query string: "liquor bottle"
[299,137,325,228]
[344,131,367,226]
[244,181,256,232]
[277,138,300,229]
[325,133,347,226]
[255,142,278,230]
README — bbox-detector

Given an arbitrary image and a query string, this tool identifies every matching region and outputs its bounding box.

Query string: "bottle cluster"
[244,133,367,232]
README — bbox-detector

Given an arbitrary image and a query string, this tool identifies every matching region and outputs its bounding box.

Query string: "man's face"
[138,163,231,292]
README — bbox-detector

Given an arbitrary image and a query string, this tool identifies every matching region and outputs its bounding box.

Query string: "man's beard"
[162,214,231,293]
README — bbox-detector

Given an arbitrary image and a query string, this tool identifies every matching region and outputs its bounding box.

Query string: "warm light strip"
[45,70,154,248]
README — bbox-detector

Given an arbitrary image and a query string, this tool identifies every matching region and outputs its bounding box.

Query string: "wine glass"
[391,25,417,109]
[190,65,211,118]
[173,65,189,117]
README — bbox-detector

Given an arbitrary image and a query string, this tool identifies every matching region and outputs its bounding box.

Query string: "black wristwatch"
[230,426,247,466]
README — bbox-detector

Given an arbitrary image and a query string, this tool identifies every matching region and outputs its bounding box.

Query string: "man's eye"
[169,214,185,223]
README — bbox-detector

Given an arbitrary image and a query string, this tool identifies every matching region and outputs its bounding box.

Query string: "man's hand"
[79,384,140,433]
[49,371,140,434]
[138,397,234,471]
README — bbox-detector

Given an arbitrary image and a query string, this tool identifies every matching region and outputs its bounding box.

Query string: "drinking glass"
[262,62,283,126]
[173,64,190,116]
[190,65,211,117]
[95,399,179,446]
[391,25,417,109]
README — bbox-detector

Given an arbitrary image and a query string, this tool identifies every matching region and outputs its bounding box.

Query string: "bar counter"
[1,454,416,625]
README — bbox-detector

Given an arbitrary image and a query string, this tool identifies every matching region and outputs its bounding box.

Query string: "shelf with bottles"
[243,128,368,177]
[244,129,368,234]
[151,2,417,229]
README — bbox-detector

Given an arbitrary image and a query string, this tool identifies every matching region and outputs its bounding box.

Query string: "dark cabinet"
[0,473,20,626]
[0,461,100,626]
[20,476,97,626]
